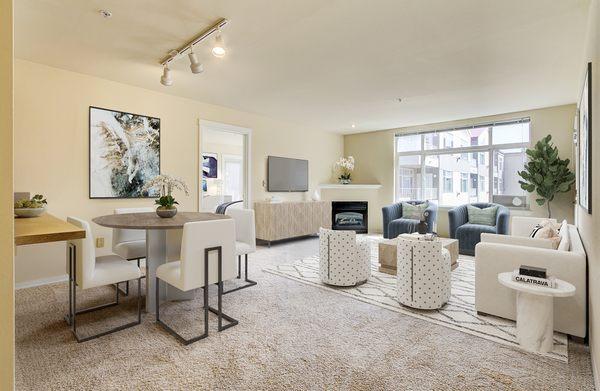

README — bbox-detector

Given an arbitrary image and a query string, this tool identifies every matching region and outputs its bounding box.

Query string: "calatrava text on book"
[511,268,557,288]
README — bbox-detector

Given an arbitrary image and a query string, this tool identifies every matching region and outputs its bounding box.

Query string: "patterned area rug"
[263,240,569,362]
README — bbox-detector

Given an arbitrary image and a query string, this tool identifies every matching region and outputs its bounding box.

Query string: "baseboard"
[15,274,68,290]
[593,349,600,391]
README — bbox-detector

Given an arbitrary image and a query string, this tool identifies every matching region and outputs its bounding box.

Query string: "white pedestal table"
[497,272,575,353]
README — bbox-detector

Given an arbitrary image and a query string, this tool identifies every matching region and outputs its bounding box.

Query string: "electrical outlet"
[96,237,105,248]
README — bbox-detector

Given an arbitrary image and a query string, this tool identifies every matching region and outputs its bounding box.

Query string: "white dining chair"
[112,207,153,295]
[155,219,238,345]
[66,217,142,342]
[224,208,257,294]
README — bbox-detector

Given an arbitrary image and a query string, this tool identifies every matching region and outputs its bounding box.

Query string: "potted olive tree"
[517,135,575,218]
[143,174,189,218]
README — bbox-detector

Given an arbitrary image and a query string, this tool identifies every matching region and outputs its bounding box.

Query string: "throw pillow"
[557,220,570,251]
[402,202,428,220]
[530,219,558,238]
[529,221,561,249]
[467,204,499,226]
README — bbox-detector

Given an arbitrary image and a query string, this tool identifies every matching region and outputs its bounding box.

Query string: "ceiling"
[15,0,591,134]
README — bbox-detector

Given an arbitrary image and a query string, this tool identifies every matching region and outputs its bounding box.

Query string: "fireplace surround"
[331,201,368,233]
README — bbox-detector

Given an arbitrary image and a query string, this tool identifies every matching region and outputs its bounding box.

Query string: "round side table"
[498,272,575,353]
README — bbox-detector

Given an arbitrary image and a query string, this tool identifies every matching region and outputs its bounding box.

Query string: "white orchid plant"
[335,156,355,182]
[142,174,189,209]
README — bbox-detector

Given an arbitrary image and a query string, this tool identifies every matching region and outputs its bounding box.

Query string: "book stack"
[511,265,557,288]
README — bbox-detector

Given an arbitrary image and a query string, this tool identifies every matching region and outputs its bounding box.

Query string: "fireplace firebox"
[331,201,368,233]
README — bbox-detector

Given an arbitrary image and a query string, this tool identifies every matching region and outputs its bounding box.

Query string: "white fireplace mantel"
[318,183,382,190]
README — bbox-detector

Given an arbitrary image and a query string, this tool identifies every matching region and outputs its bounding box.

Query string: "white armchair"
[318,228,370,286]
[475,216,587,338]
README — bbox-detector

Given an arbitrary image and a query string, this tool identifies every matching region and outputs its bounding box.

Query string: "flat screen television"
[267,156,308,192]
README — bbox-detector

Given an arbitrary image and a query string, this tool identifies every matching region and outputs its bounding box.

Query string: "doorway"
[199,120,251,212]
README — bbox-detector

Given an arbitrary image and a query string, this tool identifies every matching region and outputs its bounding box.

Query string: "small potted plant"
[335,156,355,184]
[14,194,47,218]
[142,174,189,218]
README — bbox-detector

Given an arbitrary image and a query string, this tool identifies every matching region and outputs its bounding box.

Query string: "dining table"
[92,211,231,313]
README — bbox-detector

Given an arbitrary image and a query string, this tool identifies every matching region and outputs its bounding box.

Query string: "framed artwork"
[89,106,160,198]
[202,153,218,178]
[577,63,592,213]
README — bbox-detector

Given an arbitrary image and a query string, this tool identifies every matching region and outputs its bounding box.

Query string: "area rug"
[263,242,569,362]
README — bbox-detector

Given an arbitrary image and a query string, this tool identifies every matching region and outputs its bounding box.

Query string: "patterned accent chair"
[382,200,438,239]
[396,238,451,309]
[448,202,510,256]
[319,228,370,286]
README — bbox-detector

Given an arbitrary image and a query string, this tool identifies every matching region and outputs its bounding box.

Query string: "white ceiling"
[15,0,591,134]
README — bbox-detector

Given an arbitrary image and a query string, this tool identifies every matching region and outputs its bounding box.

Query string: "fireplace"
[331,201,368,233]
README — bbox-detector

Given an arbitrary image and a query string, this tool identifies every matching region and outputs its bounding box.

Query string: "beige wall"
[344,104,577,236]
[0,0,14,388]
[13,59,342,285]
[576,0,600,385]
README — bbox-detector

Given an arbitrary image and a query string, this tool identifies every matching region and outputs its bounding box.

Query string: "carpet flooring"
[263,254,569,362]
[15,237,595,390]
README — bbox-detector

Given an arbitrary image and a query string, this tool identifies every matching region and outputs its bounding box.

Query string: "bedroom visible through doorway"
[199,121,251,212]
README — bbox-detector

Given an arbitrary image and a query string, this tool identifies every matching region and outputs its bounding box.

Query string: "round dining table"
[92,212,231,313]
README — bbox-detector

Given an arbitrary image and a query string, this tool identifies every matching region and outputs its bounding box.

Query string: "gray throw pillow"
[402,202,428,220]
[467,204,498,226]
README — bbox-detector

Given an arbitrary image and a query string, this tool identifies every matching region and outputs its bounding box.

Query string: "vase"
[340,178,351,185]
[156,206,177,218]
[417,220,428,234]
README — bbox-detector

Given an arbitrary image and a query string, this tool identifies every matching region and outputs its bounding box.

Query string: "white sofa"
[475,216,587,338]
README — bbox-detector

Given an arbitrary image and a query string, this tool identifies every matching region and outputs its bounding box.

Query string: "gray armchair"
[448,202,510,255]
[382,200,438,239]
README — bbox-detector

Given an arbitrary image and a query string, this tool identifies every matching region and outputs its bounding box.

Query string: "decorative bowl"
[156,207,177,218]
[14,207,46,218]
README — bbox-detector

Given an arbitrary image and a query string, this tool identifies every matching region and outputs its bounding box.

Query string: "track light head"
[188,49,204,74]
[160,65,173,86]
[212,32,226,58]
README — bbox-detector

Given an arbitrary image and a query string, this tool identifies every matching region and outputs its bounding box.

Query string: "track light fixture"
[212,31,226,58]
[158,18,228,86]
[188,47,204,74]
[160,65,173,86]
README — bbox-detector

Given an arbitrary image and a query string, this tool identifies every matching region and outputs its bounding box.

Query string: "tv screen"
[267,156,308,192]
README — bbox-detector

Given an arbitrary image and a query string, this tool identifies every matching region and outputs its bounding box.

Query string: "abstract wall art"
[89,106,160,198]
[577,63,592,213]
[202,153,218,179]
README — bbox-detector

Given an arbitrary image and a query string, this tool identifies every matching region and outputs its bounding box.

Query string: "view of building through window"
[395,119,530,208]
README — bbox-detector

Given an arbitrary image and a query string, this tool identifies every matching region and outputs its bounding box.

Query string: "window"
[460,173,468,193]
[394,118,530,207]
[443,170,453,193]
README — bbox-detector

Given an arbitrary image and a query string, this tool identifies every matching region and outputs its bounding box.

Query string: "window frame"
[393,118,531,208]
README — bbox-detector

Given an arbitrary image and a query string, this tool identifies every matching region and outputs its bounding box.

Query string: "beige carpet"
[15,237,595,390]
[263,250,569,362]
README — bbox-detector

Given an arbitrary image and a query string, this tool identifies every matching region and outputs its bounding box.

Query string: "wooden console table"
[254,201,331,245]
[14,214,86,246]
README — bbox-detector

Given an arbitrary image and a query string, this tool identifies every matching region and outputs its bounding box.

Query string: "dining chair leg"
[208,247,239,330]
[156,246,237,345]
[223,254,257,294]
[237,255,241,279]
[65,243,142,342]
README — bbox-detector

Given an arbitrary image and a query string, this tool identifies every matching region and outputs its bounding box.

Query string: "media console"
[254,201,331,246]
